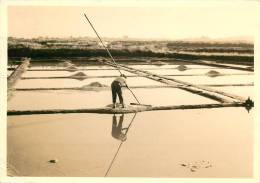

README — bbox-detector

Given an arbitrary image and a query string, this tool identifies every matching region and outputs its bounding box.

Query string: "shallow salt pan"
[29,65,115,70]
[7,107,253,177]
[7,113,123,176]
[22,70,135,77]
[109,108,253,177]
[15,77,165,89]
[130,64,218,69]
[144,68,252,75]
[212,86,254,99]
[7,61,254,177]
[169,75,254,85]
[8,88,218,111]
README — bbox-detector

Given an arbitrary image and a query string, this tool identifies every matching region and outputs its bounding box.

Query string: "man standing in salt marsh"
[111,74,128,108]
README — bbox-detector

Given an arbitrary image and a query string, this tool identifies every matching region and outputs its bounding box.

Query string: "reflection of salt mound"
[66,65,78,72]
[70,72,87,80]
[177,65,188,71]
[206,70,221,77]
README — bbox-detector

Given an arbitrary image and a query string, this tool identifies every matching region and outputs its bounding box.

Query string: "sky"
[8,3,259,40]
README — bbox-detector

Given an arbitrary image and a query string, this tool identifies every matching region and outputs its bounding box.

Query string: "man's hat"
[119,133,127,142]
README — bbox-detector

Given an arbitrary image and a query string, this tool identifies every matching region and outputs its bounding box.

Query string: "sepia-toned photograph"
[2,0,259,180]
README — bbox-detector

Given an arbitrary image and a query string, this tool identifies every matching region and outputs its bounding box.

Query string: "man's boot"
[112,103,116,108]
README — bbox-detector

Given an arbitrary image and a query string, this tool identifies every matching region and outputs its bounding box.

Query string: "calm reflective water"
[15,77,165,89]
[23,70,136,77]
[29,65,115,70]
[8,108,253,177]
[144,68,252,75]
[7,61,254,177]
[23,68,252,79]
[8,88,217,110]
[130,64,218,69]
[213,86,254,99]
[169,75,253,85]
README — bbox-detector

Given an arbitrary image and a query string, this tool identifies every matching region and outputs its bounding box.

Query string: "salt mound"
[81,82,108,90]
[70,72,87,80]
[71,72,87,77]
[66,65,78,71]
[177,65,188,71]
[153,61,166,66]
[97,57,107,62]
[89,57,97,61]
[206,70,221,77]
[88,82,106,87]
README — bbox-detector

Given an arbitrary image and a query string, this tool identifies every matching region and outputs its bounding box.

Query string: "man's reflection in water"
[112,114,127,142]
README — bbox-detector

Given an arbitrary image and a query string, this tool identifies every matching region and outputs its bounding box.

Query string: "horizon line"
[8,35,254,42]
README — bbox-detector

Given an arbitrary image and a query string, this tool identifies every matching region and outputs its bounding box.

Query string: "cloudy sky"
[8,2,259,40]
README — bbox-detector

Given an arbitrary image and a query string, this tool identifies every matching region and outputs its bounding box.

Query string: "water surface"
[8,108,253,177]
[15,77,165,89]
[169,75,253,85]
[22,70,135,77]
[144,68,251,76]
[213,86,254,99]
[7,61,254,177]
[8,88,217,110]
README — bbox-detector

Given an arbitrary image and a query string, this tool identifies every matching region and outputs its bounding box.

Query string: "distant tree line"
[8,47,253,62]
[175,48,253,54]
[166,42,253,48]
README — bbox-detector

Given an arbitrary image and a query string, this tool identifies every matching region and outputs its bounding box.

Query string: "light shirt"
[114,77,127,86]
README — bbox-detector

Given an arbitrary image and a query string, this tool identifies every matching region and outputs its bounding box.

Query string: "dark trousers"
[111,81,123,104]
